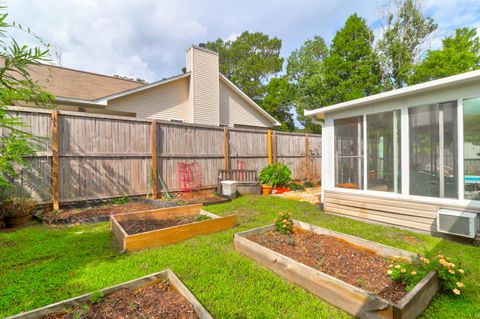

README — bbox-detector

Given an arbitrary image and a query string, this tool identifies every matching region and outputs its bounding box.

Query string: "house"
[19,45,280,129]
[306,70,480,240]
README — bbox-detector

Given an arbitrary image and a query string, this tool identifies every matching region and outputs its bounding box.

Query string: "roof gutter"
[55,96,106,108]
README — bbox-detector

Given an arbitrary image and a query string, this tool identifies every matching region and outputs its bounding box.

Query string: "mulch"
[247,228,407,303]
[119,216,197,235]
[42,280,198,319]
[40,203,157,224]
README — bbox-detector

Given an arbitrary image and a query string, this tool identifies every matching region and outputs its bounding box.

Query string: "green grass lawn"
[1,196,479,318]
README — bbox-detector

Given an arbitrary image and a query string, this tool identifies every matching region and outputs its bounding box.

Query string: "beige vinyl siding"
[190,48,219,126]
[219,80,273,128]
[106,77,190,120]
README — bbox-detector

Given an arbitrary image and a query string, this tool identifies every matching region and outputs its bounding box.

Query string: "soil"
[42,280,198,319]
[272,187,321,205]
[248,228,407,303]
[41,203,156,224]
[119,216,198,235]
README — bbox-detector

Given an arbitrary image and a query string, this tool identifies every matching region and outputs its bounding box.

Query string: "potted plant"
[2,196,37,228]
[259,163,291,195]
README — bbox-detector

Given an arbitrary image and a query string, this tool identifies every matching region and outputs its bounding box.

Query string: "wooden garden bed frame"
[6,269,212,319]
[111,203,236,252]
[234,220,440,319]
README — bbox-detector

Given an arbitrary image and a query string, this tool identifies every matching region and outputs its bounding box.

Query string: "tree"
[322,14,383,106]
[206,31,283,102]
[0,9,54,190]
[411,28,480,84]
[377,0,437,88]
[259,77,295,131]
[286,36,328,133]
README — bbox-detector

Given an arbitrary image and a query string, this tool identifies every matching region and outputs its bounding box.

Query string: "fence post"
[272,130,277,163]
[267,129,273,164]
[51,110,59,210]
[305,133,309,160]
[151,119,158,199]
[223,127,229,170]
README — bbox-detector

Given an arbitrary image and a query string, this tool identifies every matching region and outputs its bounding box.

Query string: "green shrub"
[111,196,131,205]
[303,181,315,188]
[273,212,293,235]
[2,197,36,218]
[387,254,466,295]
[288,183,305,191]
[259,163,291,187]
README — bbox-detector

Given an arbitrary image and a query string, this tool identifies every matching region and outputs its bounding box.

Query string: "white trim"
[219,74,281,126]
[439,105,445,198]
[305,69,480,118]
[362,115,367,190]
[95,73,191,103]
[401,106,409,196]
[458,98,465,200]
[55,96,107,107]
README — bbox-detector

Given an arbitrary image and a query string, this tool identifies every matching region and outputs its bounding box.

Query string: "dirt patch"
[247,228,406,303]
[119,216,197,235]
[43,280,198,319]
[41,203,156,224]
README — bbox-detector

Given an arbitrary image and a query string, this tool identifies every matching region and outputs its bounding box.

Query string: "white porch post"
[457,98,464,200]
[401,106,410,195]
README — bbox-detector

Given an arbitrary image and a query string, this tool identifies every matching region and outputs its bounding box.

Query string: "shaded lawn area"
[0,196,479,318]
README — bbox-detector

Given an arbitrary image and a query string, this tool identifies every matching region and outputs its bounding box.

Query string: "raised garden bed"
[38,202,157,224]
[234,220,440,319]
[6,269,212,319]
[111,203,236,252]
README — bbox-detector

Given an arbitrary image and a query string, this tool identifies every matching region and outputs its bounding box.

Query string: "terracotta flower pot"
[261,185,273,195]
[5,214,33,228]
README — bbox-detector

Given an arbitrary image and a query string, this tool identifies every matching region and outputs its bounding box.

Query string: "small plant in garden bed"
[387,254,466,295]
[288,183,305,191]
[273,212,293,235]
[303,181,315,188]
[195,214,212,222]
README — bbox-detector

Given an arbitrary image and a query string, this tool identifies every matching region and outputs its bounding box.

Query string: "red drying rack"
[177,162,204,198]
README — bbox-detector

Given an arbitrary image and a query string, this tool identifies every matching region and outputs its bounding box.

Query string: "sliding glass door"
[367,110,401,193]
[334,116,363,189]
[409,102,458,198]
[463,97,480,200]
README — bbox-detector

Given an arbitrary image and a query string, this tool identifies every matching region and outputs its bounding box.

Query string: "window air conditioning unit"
[437,209,479,238]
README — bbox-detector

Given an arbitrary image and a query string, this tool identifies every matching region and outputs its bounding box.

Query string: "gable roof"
[95,72,191,103]
[305,69,480,119]
[28,63,146,100]
[219,74,281,126]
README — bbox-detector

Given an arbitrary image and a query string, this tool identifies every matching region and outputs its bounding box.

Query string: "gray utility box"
[437,209,479,238]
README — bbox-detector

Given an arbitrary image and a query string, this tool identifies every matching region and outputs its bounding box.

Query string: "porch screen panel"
[367,110,401,193]
[334,116,363,189]
[464,97,480,200]
[409,102,457,198]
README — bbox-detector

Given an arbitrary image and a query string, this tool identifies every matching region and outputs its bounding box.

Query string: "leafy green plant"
[288,183,305,191]
[90,291,104,304]
[195,215,212,222]
[0,8,54,191]
[111,196,131,205]
[2,196,36,218]
[259,163,291,187]
[273,212,293,235]
[387,254,466,295]
[303,181,315,188]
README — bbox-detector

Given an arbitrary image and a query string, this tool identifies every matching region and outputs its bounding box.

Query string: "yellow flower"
[273,218,278,223]
[387,270,392,275]
[279,212,283,216]
[450,263,456,268]
[458,269,464,274]
[388,264,394,268]
[439,258,446,265]
[395,265,401,269]
[437,254,444,259]
[411,271,417,275]
[422,258,430,264]
[456,282,464,288]
[449,269,455,274]
[400,268,407,273]
[452,288,461,295]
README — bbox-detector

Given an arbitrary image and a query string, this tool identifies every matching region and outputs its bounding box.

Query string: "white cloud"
[5,0,480,82]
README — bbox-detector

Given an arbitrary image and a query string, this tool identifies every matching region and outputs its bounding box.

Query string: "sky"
[6,0,480,83]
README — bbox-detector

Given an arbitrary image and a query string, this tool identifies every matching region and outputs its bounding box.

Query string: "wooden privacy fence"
[6,106,321,206]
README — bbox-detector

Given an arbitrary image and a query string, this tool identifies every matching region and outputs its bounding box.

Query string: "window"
[334,116,363,189]
[463,97,480,200]
[367,110,401,193]
[409,102,458,198]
